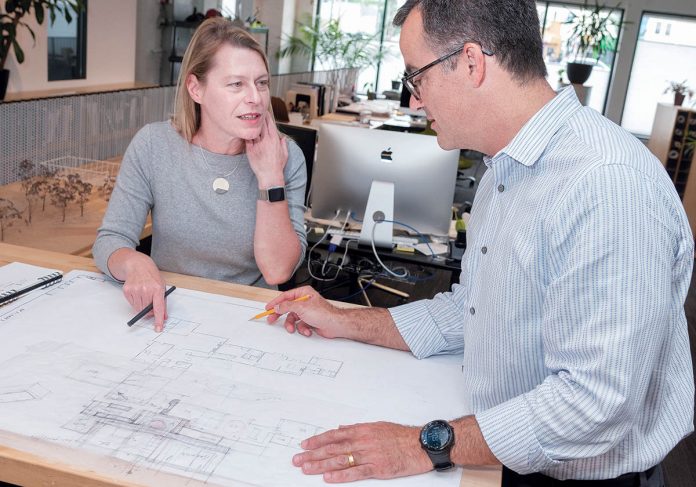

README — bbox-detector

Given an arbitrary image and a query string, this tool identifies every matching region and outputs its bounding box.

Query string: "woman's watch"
[258,186,285,202]
[420,419,455,471]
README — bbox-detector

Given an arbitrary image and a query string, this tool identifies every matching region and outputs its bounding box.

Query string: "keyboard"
[329,229,420,246]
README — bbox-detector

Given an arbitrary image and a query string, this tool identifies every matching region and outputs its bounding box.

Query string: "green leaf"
[12,38,24,63]
[34,2,44,24]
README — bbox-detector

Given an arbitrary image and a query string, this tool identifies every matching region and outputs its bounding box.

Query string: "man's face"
[399,9,466,151]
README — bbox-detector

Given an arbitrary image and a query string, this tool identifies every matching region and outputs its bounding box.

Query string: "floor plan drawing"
[0,270,468,486]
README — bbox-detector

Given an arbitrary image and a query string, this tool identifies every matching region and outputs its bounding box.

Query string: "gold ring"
[347,452,356,467]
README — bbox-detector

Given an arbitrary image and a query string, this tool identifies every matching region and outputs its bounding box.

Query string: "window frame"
[47,0,88,82]
[619,9,696,135]
[536,0,625,115]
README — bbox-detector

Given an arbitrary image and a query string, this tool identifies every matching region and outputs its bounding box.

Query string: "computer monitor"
[311,123,459,247]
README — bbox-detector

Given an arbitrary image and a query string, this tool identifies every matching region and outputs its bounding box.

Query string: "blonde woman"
[93,18,306,332]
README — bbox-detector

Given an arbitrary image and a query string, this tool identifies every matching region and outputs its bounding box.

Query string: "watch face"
[420,420,453,451]
[267,187,285,202]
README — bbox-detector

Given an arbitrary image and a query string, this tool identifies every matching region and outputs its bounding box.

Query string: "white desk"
[0,243,501,486]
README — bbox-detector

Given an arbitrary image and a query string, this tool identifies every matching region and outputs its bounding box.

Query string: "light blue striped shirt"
[390,87,694,479]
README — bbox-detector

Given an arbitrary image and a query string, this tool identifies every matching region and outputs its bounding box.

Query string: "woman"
[93,18,307,332]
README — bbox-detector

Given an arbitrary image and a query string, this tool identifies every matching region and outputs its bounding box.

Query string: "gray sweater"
[93,121,307,287]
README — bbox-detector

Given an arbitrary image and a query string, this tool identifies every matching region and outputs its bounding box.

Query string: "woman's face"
[189,44,270,142]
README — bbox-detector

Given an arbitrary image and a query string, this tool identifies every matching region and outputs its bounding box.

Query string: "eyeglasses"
[402,44,494,101]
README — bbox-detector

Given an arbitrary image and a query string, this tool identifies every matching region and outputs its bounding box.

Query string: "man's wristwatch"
[420,419,455,472]
[258,186,285,202]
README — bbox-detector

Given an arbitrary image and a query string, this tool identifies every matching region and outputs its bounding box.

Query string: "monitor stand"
[359,180,394,248]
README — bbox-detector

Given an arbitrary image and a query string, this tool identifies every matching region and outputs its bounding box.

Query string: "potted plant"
[277,17,382,104]
[664,80,693,107]
[1,0,84,100]
[564,1,624,85]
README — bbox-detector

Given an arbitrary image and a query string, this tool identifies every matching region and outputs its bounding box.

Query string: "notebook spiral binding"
[39,272,63,288]
[0,272,63,306]
[0,289,17,300]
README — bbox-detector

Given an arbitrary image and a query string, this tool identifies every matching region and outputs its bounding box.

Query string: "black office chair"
[276,122,317,207]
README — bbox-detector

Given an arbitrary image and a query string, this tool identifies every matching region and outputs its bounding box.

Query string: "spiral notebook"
[0,262,63,306]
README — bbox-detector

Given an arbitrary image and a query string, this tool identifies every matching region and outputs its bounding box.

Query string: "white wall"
[255,0,296,74]
[5,0,137,94]
[135,0,163,85]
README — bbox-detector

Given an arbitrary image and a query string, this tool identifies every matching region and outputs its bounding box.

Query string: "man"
[265,1,695,485]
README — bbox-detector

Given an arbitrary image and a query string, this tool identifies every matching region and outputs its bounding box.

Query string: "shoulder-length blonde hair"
[172,18,271,142]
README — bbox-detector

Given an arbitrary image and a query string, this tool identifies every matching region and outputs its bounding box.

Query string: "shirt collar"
[488,86,583,167]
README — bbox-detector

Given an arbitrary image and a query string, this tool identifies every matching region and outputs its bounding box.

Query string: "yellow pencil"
[249,294,311,321]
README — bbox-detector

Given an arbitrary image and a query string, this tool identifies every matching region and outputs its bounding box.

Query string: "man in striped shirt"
[266,1,694,485]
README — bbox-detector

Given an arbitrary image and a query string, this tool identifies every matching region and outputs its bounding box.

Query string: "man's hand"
[264,285,410,350]
[292,422,432,483]
[265,286,348,338]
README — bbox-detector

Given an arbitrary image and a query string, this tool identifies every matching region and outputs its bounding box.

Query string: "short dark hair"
[393,0,547,82]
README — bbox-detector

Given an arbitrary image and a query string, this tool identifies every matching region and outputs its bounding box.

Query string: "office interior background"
[1,0,696,321]
[1,0,696,485]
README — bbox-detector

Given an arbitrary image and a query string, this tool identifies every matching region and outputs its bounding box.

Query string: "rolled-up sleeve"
[390,281,468,359]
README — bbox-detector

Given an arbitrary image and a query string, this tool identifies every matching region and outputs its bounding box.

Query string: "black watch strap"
[428,452,455,472]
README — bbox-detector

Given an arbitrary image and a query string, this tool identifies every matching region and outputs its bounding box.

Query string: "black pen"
[127,285,176,327]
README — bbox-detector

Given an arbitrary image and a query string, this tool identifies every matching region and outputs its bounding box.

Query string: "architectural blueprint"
[0,270,469,486]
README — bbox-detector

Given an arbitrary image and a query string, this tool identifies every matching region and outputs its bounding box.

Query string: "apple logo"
[380,147,393,163]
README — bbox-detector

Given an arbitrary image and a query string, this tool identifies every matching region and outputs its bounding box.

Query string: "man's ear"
[186,74,203,103]
[463,43,487,88]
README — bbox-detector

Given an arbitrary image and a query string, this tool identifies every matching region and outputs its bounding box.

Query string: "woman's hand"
[112,249,168,332]
[246,112,288,188]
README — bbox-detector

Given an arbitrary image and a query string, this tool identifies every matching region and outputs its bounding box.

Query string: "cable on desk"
[332,275,375,304]
[308,211,359,282]
[350,212,435,257]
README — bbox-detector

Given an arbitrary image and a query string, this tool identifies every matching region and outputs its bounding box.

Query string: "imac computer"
[311,123,459,247]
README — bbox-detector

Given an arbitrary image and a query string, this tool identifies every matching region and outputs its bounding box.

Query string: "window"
[621,13,696,136]
[537,1,623,115]
[47,1,87,81]
[222,0,238,18]
[315,0,394,93]
[316,0,624,103]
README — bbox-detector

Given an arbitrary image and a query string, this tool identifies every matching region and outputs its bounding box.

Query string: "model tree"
[67,173,92,217]
[0,197,22,241]
[18,159,36,223]
[49,176,77,222]
[34,165,58,212]
[98,174,116,201]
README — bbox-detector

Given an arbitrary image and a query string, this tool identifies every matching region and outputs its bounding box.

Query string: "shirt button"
[481,246,487,254]
[497,184,505,192]
[469,307,475,315]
